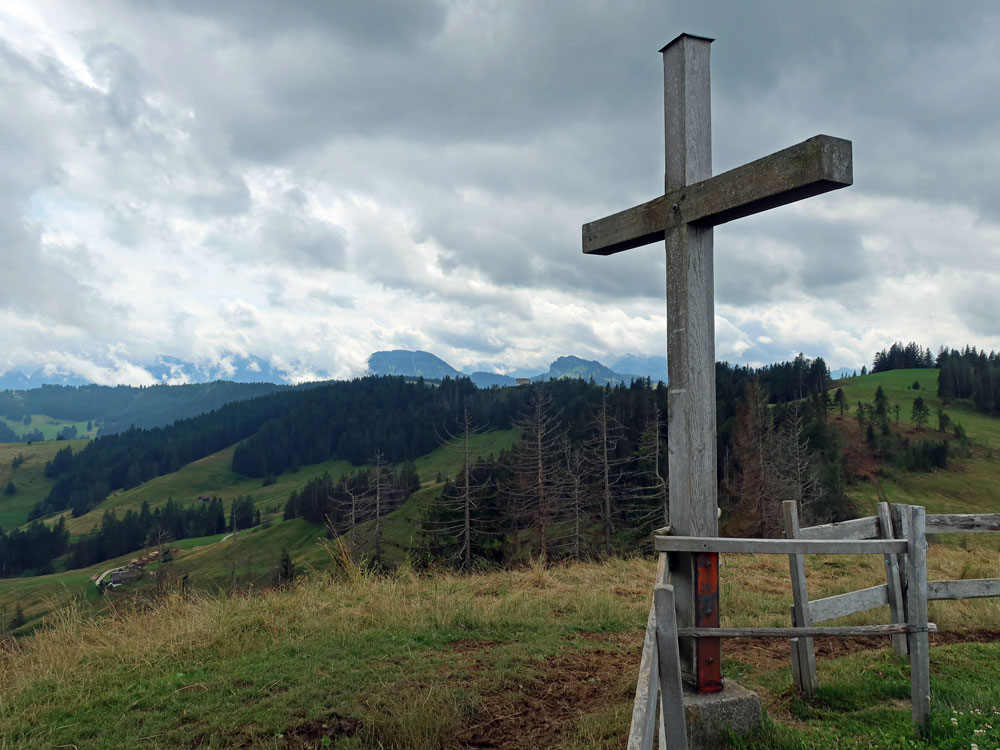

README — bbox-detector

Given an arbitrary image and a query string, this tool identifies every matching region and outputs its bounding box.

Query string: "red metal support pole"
[695,552,723,692]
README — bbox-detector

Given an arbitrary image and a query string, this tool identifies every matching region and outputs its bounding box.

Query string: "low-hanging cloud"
[0,0,998,386]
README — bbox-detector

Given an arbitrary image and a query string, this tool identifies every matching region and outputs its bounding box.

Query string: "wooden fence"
[628,504,934,749]
[785,501,1000,700]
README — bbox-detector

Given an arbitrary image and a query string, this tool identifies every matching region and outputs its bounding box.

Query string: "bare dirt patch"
[458,639,636,749]
[279,714,362,748]
[453,628,1000,748]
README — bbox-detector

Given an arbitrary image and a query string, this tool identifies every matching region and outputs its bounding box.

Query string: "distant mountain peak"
[365,350,648,388]
[367,350,460,380]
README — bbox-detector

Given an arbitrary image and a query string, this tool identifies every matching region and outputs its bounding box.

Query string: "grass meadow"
[0,376,998,747]
[0,553,998,748]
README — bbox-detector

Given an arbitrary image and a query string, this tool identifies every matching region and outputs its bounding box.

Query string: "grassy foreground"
[1,548,999,749]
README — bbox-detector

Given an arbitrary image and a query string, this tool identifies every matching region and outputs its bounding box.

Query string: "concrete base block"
[684,679,762,749]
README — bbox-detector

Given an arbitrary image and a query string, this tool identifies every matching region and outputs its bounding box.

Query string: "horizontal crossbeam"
[928,578,1000,600]
[582,134,853,256]
[799,515,881,541]
[677,623,937,639]
[926,513,1000,534]
[810,584,889,623]
[654,535,907,555]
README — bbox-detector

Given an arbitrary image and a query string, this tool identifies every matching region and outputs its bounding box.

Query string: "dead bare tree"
[505,388,566,563]
[724,378,784,536]
[633,406,669,527]
[773,402,822,522]
[583,390,629,556]
[423,409,495,572]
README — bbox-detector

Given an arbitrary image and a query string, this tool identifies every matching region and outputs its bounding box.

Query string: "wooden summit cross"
[582,34,853,693]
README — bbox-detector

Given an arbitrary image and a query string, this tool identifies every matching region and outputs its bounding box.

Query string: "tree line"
[0,518,69,577]
[403,362,851,570]
[0,381,285,435]
[937,347,1000,415]
[0,496,260,578]
[871,342,936,373]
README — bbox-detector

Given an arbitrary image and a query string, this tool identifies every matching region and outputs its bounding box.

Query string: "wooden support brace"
[783,501,818,697]
[628,554,671,750]
[905,505,931,735]
[878,502,908,656]
[655,584,689,750]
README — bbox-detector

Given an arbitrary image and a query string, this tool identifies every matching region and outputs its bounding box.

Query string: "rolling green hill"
[0,439,89,529]
[2,371,1000,747]
[0,414,98,442]
[0,429,519,630]
[835,369,1000,516]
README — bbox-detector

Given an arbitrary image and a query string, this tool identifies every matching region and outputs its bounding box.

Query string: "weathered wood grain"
[906,505,930,734]
[628,603,659,750]
[655,584,689,750]
[654,535,907,555]
[782,501,817,695]
[661,34,718,686]
[878,502,908,656]
[809,584,889,623]
[798,514,881,541]
[628,555,671,749]
[925,513,1000,534]
[582,135,853,256]
[927,578,1000,600]
[677,623,936,638]
[890,504,911,596]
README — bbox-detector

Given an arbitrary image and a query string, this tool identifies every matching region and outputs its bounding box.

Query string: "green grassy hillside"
[0,414,98,441]
[0,553,998,749]
[835,368,1000,445]
[0,439,89,529]
[834,369,1000,517]
[0,429,519,630]
[56,428,518,537]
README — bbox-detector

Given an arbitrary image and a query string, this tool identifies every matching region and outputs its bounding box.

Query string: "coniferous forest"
[8,354,861,576]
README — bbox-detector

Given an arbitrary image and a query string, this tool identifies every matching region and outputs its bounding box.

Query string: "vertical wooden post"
[628,554,671,750]
[782,500,818,696]
[662,33,719,690]
[655,584,690,750]
[878,502,908,656]
[905,505,930,734]
[891,503,910,609]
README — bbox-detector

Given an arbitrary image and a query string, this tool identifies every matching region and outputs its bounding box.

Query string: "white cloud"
[1,0,998,385]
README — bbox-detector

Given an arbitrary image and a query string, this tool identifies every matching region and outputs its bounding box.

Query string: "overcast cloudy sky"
[2,1,998,385]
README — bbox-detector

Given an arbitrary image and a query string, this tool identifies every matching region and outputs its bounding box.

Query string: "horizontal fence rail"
[798,515,881,541]
[677,623,937,638]
[809,583,890,623]
[926,513,1000,534]
[654,536,907,555]
[928,578,1000,600]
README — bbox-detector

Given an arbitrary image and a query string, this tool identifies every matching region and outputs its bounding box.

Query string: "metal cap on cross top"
[582,34,852,693]
[659,33,716,54]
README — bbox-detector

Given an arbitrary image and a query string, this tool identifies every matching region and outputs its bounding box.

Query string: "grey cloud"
[431,328,507,356]
[156,0,447,46]
[949,275,1000,338]
[716,252,792,307]
[5,0,1000,381]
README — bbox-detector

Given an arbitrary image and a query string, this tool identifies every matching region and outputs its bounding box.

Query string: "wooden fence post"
[878,502,908,657]
[783,501,818,696]
[890,503,910,602]
[629,554,671,750]
[655,583,689,750]
[905,505,930,734]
